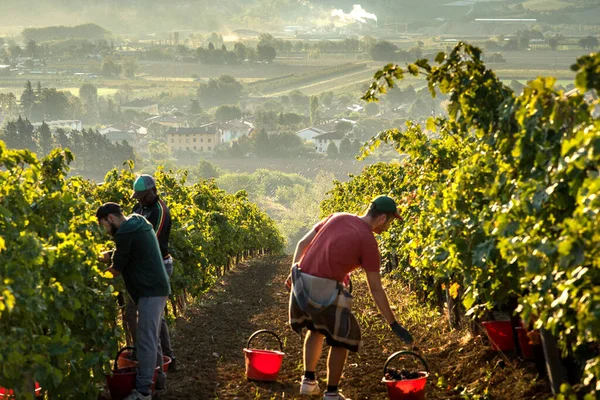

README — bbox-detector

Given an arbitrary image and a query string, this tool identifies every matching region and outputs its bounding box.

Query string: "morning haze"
[0,0,598,248]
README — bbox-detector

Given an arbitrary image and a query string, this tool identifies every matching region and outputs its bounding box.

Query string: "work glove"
[390,321,413,344]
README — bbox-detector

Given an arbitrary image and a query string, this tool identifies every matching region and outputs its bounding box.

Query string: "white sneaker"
[323,392,347,400]
[299,377,321,395]
[122,390,151,400]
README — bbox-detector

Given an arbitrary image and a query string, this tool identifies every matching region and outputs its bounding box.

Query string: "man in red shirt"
[287,195,413,400]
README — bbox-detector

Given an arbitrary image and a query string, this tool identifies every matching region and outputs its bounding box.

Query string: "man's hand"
[391,321,413,344]
[103,266,121,278]
[98,251,111,264]
[284,274,292,292]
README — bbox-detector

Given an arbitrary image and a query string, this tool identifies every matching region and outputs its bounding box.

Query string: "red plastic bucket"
[382,351,429,400]
[243,330,285,381]
[106,347,160,400]
[482,321,515,351]
[516,327,534,360]
[117,349,172,372]
[0,382,42,398]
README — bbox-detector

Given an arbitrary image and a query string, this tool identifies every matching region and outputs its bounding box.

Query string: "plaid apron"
[289,265,362,352]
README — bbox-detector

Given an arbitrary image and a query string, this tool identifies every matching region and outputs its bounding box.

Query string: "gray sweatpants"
[136,295,168,394]
[124,258,174,358]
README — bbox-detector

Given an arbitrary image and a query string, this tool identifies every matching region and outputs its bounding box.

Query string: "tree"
[190,159,220,180]
[370,41,398,61]
[336,120,354,133]
[351,139,362,155]
[16,116,36,151]
[548,36,559,51]
[338,137,353,158]
[39,88,70,120]
[101,57,121,77]
[0,92,18,119]
[504,38,519,50]
[37,121,53,156]
[234,42,247,61]
[278,112,304,126]
[253,129,271,157]
[257,44,276,63]
[319,91,334,108]
[20,80,36,118]
[189,99,202,115]
[1,120,19,149]
[79,83,99,123]
[258,33,275,46]
[310,95,320,125]
[9,45,22,58]
[518,36,530,50]
[360,36,377,53]
[326,141,338,159]
[289,90,309,112]
[148,140,171,161]
[215,104,242,122]
[578,36,599,50]
[25,39,37,58]
[197,75,243,109]
[121,57,138,78]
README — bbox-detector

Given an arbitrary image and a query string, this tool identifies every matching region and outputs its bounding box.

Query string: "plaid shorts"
[288,267,362,352]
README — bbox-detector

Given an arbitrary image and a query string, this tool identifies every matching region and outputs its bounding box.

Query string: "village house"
[313,130,346,154]
[103,130,139,147]
[32,120,83,132]
[99,122,149,154]
[219,119,254,143]
[166,122,221,153]
[99,122,147,136]
[295,119,356,148]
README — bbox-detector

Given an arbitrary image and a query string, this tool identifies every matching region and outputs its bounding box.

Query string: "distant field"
[523,0,573,11]
[0,49,585,101]
[494,69,575,81]
[500,78,573,88]
[62,87,119,97]
[0,86,119,98]
[137,59,337,80]
[198,156,373,181]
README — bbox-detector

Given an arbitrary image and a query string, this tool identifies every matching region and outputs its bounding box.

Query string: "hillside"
[0,0,598,35]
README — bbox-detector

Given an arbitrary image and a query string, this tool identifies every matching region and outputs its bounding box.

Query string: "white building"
[219,119,254,143]
[99,122,147,136]
[32,120,83,132]
[313,131,346,154]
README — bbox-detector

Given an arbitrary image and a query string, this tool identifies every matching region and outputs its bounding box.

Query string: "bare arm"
[292,229,317,265]
[285,229,318,289]
[366,270,396,324]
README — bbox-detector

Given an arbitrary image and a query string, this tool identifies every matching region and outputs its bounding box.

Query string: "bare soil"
[149,255,551,399]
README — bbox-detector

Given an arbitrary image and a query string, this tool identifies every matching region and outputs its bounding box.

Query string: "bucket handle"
[113,346,136,370]
[383,351,429,377]
[246,330,283,352]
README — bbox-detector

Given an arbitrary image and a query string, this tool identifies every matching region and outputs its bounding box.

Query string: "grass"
[522,0,573,11]
[500,78,573,88]
[61,87,119,97]
[494,69,576,80]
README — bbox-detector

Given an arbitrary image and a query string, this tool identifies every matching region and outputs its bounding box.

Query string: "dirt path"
[161,255,550,399]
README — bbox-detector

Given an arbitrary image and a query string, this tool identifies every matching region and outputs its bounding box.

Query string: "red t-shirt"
[299,213,381,282]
